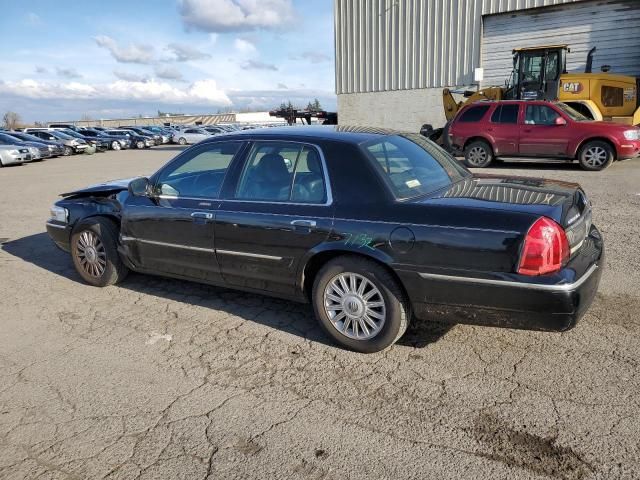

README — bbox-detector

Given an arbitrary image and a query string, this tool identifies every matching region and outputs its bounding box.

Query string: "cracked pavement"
[1,148,639,479]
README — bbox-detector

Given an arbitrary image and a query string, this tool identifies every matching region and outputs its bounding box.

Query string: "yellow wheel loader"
[442,45,640,127]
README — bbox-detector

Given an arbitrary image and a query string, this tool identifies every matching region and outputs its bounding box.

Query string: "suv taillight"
[518,217,569,276]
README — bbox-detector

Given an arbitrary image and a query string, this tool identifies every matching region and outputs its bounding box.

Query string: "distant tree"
[312,98,322,111]
[33,121,46,127]
[2,111,21,129]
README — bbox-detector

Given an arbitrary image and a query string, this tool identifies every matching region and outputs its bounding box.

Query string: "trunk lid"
[415,174,592,254]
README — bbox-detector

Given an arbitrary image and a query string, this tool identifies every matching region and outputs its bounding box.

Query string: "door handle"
[191,211,213,223]
[290,219,317,228]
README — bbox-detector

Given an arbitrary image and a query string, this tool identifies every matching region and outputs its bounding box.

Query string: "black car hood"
[61,177,138,197]
[414,174,584,226]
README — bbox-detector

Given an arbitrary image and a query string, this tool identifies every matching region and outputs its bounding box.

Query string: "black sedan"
[45,126,603,352]
[78,128,130,150]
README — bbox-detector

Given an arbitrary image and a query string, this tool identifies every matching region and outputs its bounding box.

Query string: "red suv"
[448,100,640,171]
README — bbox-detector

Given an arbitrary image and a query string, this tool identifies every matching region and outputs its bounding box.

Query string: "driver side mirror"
[128,177,150,197]
[555,117,567,126]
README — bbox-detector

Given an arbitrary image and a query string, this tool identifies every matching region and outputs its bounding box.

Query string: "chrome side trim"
[120,236,214,253]
[216,249,283,261]
[45,221,67,230]
[418,264,598,292]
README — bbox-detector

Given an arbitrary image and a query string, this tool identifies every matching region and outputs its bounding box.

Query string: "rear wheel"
[111,141,121,150]
[70,217,129,287]
[312,256,410,353]
[463,140,493,168]
[578,140,614,171]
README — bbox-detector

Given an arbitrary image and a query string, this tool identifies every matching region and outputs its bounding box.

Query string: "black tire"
[178,137,187,145]
[578,140,614,171]
[463,140,493,168]
[63,146,73,156]
[312,256,410,353]
[136,140,145,149]
[70,217,129,287]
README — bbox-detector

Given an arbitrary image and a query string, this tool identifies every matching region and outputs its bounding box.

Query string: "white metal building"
[334,0,640,131]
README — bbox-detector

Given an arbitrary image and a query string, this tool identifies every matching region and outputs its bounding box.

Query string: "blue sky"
[0,0,336,122]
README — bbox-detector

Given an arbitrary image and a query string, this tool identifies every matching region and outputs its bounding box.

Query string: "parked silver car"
[173,128,211,145]
[0,145,31,166]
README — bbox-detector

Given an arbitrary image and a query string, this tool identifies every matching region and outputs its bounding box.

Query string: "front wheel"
[312,256,410,353]
[578,140,614,171]
[136,140,145,149]
[463,140,493,168]
[178,137,187,145]
[70,217,129,287]
[63,146,73,156]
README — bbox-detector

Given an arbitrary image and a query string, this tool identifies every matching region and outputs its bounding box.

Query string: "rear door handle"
[191,211,213,224]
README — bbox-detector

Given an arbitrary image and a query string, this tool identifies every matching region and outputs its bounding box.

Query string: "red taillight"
[518,217,569,276]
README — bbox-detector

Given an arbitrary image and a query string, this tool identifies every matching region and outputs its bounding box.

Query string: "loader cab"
[504,45,568,102]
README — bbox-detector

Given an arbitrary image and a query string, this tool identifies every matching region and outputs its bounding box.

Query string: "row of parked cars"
[0,122,259,167]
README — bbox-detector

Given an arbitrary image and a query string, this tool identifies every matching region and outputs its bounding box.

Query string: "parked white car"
[0,145,31,166]
[174,128,211,145]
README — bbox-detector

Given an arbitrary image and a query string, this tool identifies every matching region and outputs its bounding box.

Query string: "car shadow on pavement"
[3,232,453,350]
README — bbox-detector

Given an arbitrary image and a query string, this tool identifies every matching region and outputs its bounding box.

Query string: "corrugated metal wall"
[334,0,585,94]
[482,0,640,86]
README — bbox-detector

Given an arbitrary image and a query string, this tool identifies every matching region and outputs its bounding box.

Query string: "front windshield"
[555,102,590,121]
[50,131,73,140]
[362,134,470,200]
[63,130,84,138]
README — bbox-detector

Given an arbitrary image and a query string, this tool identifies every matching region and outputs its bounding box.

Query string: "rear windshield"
[362,134,470,200]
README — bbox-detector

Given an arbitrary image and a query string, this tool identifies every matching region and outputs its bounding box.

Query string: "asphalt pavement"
[0,147,638,479]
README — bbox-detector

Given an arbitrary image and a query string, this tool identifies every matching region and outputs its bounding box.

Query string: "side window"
[458,105,490,123]
[235,142,327,203]
[525,105,561,125]
[154,142,241,199]
[491,104,519,123]
[601,86,624,107]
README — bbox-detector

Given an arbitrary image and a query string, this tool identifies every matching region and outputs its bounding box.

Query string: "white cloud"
[0,78,232,107]
[25,12,43,26]
[113,70,150,83]
[241,60,277,71]
[165,43,211,62]
[56,67,83,79]
[94,35,155,64]
[300,51,331,64]
[234,38,256,54]
[179,0,296,33]
[154,65,185,81]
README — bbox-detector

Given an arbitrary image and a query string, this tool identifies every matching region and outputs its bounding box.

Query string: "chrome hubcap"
[467,146,487,165]
[113,142,120,150]
[584,146,607,167]
[76,231,106,278]
[324,273,386,340]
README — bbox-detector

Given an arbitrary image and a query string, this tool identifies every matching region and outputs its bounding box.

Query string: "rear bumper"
[399,225,604,332]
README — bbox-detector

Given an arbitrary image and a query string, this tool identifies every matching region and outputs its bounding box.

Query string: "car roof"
[199,125,400,145]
